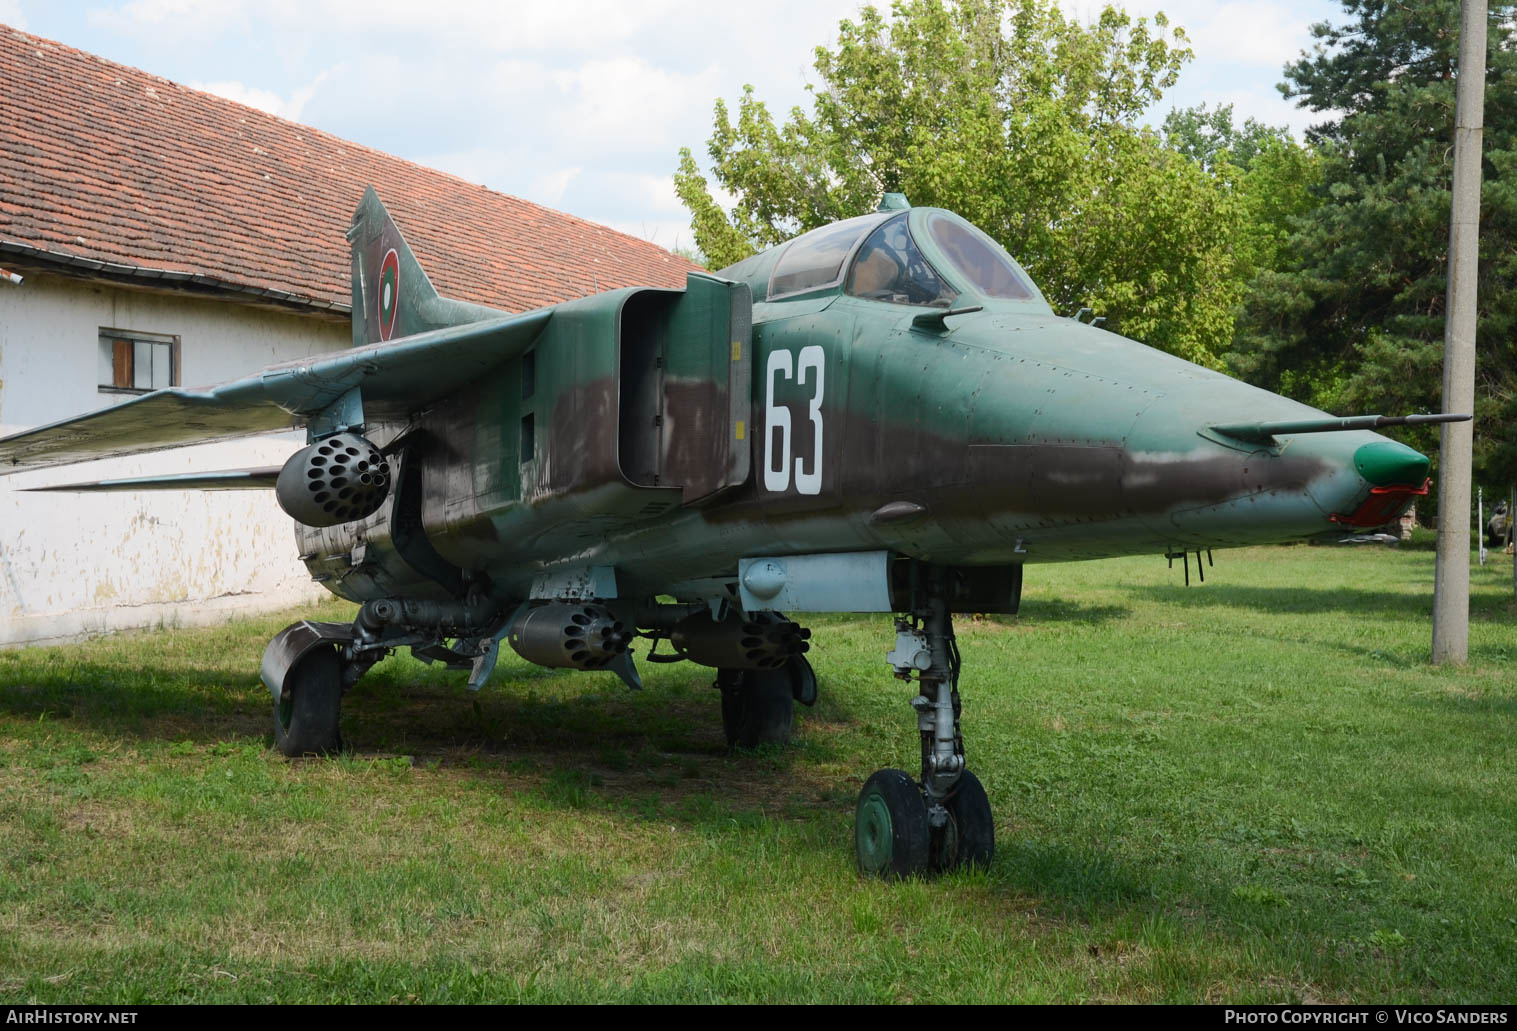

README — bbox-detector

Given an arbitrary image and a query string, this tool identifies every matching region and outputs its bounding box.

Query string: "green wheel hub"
[854,769,930,878]
[856,791,896,871]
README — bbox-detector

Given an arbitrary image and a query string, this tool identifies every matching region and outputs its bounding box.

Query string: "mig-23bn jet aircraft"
[0,189,1463,878]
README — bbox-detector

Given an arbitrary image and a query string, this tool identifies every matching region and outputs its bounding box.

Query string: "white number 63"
[763,345,825,495]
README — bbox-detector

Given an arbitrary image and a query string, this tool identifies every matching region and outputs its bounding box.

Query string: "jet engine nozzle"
[670,610,811,670]
[508,603,633,671]
[275,432,390,527]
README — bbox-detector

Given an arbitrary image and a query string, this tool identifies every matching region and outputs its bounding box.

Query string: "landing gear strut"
[856,567,994,877]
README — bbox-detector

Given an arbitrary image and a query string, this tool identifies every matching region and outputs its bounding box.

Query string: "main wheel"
[719,667,794,748]
[273,645,343,757]
[855,768,930,878]
[930,770,995,872]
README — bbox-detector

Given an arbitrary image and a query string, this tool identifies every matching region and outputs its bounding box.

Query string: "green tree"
[1164,103,1323,332]
[674,0,1247,368]
[1230,0,1517,483]
[1164,102,1294,172]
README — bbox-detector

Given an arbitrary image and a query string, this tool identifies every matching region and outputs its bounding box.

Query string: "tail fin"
[347,187,507,347]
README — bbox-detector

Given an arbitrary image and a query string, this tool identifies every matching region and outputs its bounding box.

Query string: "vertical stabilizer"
[347,187,507,347]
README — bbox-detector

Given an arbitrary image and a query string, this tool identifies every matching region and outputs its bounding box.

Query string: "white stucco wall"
[0,272,350,646]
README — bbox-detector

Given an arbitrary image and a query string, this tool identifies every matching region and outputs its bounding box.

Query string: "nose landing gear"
[855,567,995,877]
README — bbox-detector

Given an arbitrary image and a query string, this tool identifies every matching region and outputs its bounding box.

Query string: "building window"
[98,328,179,394]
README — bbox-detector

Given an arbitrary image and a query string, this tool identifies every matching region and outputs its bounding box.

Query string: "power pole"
[1432,0,1488,664]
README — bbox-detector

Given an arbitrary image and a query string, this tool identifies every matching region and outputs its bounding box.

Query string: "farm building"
[0,24,693,646]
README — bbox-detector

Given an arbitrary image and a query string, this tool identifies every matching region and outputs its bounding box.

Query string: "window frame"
[97,328,181,395]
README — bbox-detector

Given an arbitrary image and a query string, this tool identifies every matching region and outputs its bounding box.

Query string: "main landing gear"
[272,644,343,756]
[716,654,819,748]
[855,568,994,877]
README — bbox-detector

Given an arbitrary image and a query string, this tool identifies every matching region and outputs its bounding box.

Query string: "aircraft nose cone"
[1353,440,1429,487]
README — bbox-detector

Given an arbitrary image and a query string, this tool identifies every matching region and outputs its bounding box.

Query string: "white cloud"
[531,166,583,207]
[91,0,691,53]
[548,56,720,151]
[605,218,693,252]
[602,177,701,250]
[567,170,686,221]
[86,0,248,40]
[1184,2,1310,67]
[410,148,508,189]
[0,0,27,30]
[46,0,1342,249]
[188,68,332,122]
[635,173,685,216]
[1099,0,1342,136]
[190,80,287,117]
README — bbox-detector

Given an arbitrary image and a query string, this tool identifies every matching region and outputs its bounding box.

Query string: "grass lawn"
[0,539,1513,1003]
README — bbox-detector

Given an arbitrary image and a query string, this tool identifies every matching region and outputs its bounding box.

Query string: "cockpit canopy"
[753,207,1044,309]
[768,213,883,298]
[921,211,1037,302]
[846,214,957,308]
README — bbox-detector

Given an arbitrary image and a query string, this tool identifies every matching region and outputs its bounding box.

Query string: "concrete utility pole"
[1432,0,1488,665]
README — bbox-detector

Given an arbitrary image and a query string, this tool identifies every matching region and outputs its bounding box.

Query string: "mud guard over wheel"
[787,654,818,707]
[272,645,343,756]
[263,620,355,757]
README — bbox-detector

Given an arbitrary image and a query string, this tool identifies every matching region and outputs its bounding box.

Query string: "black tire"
[719,667,793,748]
[273,645,343,757]
[931,769,995,872]
[855,768,930,878]
[717,668,744,744]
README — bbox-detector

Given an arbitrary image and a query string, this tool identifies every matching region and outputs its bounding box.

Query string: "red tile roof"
[0,25,698,315]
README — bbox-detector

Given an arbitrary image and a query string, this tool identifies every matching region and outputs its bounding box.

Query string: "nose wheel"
[855,568,995,877]
[855,769,929,877]
[931,769,994,871]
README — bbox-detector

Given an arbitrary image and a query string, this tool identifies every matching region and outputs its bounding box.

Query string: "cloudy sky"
[2,0,1343,250]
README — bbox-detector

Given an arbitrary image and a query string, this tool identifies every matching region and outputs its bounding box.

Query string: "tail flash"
[347,187,505,347]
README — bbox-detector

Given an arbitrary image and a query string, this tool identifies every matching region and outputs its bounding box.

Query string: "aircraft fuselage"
[295,269,1425,609]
